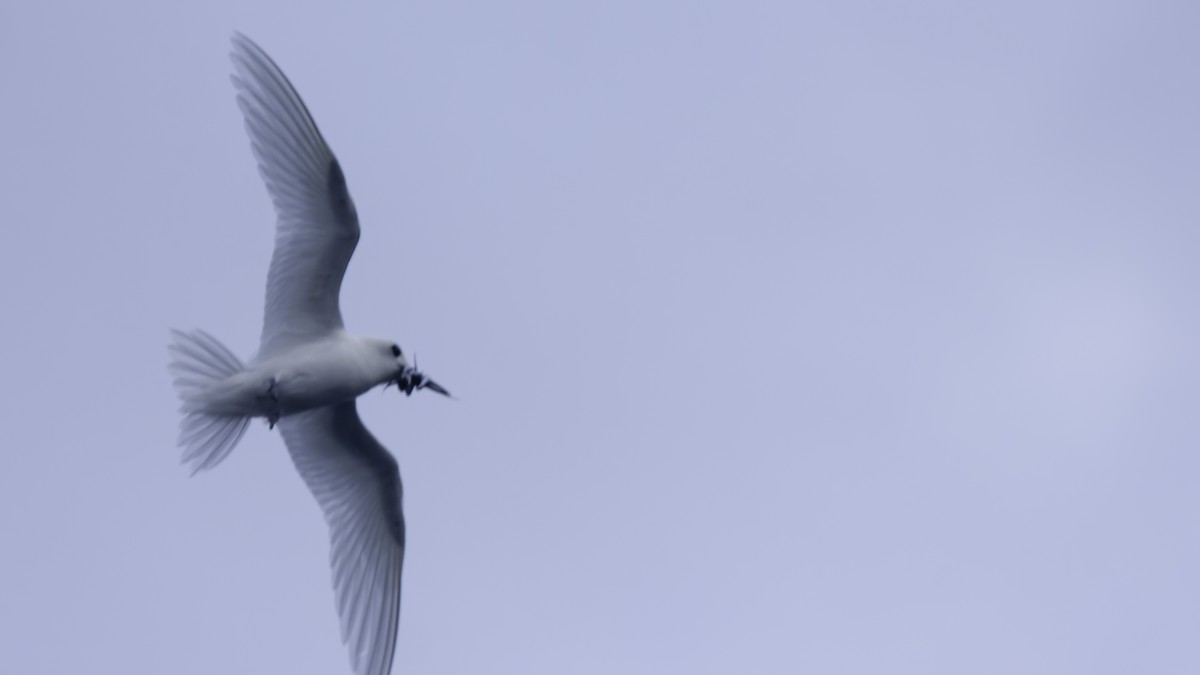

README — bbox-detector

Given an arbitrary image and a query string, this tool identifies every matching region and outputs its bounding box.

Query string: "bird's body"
[191,333,402,419]
[167,33,449,675]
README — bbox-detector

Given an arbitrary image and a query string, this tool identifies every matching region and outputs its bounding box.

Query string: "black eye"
[391,345,402,358]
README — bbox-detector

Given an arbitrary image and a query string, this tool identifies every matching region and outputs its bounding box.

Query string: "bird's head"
[384,342,452,398]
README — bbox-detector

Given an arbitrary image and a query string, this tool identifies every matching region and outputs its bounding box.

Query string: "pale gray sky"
[1,2,1198,674]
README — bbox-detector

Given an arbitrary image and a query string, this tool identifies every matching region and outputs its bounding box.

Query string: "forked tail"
[167,329,252,475]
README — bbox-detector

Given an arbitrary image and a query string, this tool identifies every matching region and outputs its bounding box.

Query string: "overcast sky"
[2,1,1198,674]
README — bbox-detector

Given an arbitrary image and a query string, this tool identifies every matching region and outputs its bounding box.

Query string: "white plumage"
[167,32,450,675]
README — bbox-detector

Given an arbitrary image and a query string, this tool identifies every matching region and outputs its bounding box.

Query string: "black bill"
[396,367,452,398]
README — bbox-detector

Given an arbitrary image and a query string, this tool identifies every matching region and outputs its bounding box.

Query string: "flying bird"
[167,32,449,675]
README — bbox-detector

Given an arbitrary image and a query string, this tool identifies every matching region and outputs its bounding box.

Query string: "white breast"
[258,333,390,416]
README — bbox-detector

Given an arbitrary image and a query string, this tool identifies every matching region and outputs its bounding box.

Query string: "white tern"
[167,32,450,675]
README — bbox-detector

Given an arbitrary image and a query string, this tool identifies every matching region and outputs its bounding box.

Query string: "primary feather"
[227,33,406,675]
[281,402,405,675]
[230,31,361,360]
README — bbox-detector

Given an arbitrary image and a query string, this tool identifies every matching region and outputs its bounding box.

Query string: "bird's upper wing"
[230,33,361,359]
[278,401,405,675]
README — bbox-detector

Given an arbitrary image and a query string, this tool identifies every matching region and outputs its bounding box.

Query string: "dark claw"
[265,377,281,428]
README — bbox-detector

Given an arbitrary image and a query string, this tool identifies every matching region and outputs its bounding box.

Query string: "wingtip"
[229,31,263,60]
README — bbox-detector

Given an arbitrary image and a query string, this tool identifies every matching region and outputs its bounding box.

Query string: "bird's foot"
[265,377,280,430]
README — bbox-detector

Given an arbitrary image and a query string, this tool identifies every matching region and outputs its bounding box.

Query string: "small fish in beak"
[395,364,452,398]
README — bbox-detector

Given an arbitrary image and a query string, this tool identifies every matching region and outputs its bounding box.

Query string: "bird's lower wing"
[229,33,361,359]
[279,401,405,675]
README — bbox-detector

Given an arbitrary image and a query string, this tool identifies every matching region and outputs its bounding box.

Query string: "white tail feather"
[168,329,252,474]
